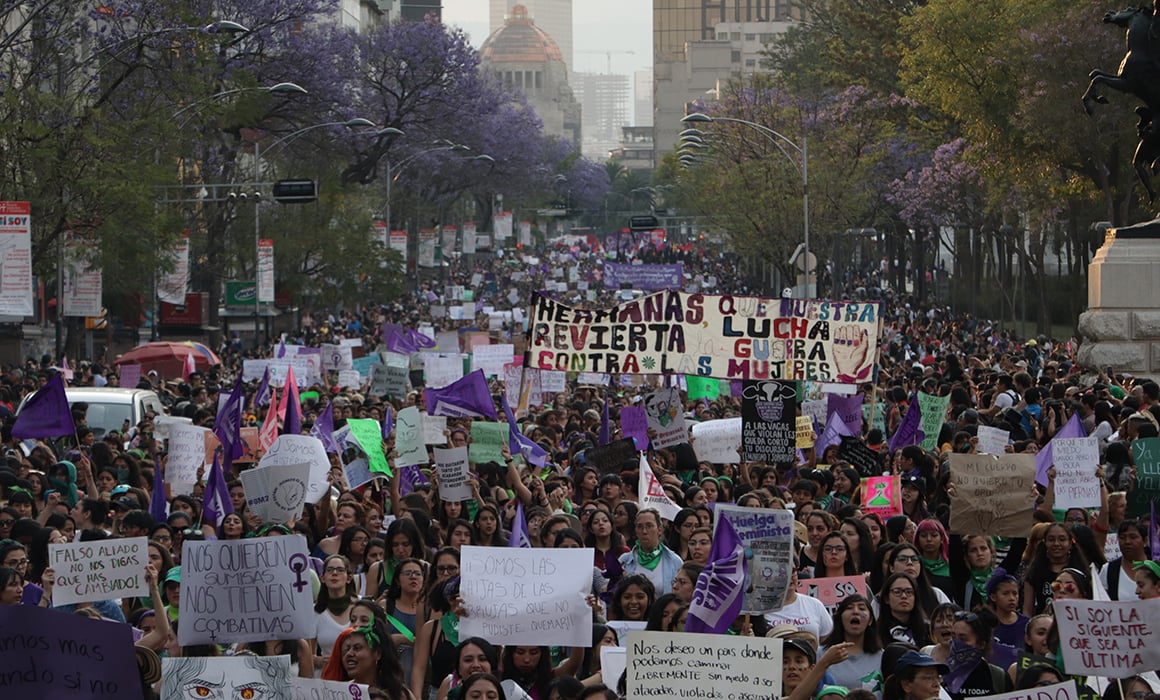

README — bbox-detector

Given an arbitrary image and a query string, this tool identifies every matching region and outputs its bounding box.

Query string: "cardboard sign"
[259,435,331,504]
[796,575,867,616]
[741,380,796,462]
[434,446,472,502]
[395,407,427,466]
[459,545,593,646]
[949,453,1038,537]
[645,387,688,449]
[241,462,311,524]
[796,416,815,449]
[862,475,903,519]
[48,537,149,606]
[584,438,639,477]
[163,656,293,700]
[0,604,139,700]
[1054,599,1160,678]
[471,344,514,378]
[625,631,784,700]
[918,391,950,451]
[469,422,509,464]
[1053,437,1101,509]
[370,363,408,398]
[976,425,1010,456]
[713,504,796,613]
[178,535,315,645]
[422,412,448,445]
[690,417,742,464]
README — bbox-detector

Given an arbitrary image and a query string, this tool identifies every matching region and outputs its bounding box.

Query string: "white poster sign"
[459,545,593,646]
[167,423,210,484]
[291,677,370,700]
[690,417,743,464]
[259,435,331,505]
[49,537,149,606]
[0,201,33,316]
[471,344,514,378]
[423,353,465,389]
[337,370,362,389]
[625,631,783,700]
[645,386,688,449]
[240,462,311,524]
[1054,599,1160,678]
[976,425,1011,456]
[178,536,315,645]
[540,370,567,393]
[395,407,427,467]
[320,344,354,372]
[434,446,471,502]
[640,456,682,521]
[713,505,795,613]
[158,235,190,305]
[494,212,513,240]
[1054,437,1102,509]
[422,412,448,445]
[62,238,103,318]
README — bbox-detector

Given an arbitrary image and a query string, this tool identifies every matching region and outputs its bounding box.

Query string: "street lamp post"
[681,112,810,296]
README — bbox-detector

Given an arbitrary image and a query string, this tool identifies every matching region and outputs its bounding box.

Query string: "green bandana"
[921,556,950,578]
[440,612,460,647]
[969,567,994,598]
[635,544,664,571]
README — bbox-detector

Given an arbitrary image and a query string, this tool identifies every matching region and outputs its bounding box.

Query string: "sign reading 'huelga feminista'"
[524,291,880,383]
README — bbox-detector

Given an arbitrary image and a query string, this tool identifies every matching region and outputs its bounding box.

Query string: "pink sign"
[796,575,867,615]
[862,475,903,519]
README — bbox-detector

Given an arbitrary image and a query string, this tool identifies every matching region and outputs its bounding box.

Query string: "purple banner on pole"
[602,263,684,291]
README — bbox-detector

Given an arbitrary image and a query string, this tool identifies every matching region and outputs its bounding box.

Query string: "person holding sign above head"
[617,508,682,594]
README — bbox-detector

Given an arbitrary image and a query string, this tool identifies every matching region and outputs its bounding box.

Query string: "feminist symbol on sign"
[288,553,309,593]
[349,684,364,700]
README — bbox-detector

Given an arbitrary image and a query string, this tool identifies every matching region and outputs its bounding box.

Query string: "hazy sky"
[440,0,653,76]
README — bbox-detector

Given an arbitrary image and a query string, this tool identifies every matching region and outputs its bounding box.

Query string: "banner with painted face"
[526,291,879,382]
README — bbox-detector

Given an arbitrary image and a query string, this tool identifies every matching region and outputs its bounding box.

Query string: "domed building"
[480,4,581,147]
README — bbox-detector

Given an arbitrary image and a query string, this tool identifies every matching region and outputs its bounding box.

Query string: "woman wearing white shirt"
[765,565,833,641]
[310,554,358,676]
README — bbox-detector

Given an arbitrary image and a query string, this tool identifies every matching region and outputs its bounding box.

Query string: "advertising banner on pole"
[0,201,33,317]
[257,238,275,303]
[462,222,477,254]
[494,212,513,241]
[62,235,103,318]
[389,230,408,260]
[158,233,191,305]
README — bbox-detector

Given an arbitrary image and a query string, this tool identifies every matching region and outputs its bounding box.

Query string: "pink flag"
[259,386,279,452]
[181,352,196,382]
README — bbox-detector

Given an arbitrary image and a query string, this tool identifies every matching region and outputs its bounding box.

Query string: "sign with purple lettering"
[602,263,685,291]
[178,534,315,646]
[741,380,796,462]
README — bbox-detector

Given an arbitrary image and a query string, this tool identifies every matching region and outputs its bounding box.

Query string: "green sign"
[347,418,391,476]
[1129,438,1160,517]
[225,281,257,307]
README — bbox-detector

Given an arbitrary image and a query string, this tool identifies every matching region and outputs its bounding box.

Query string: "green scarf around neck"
[921,555,950,578]
[635,544,664,570]
[969,567,993,598]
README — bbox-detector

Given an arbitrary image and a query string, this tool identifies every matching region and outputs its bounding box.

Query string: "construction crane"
[576,49,635,74]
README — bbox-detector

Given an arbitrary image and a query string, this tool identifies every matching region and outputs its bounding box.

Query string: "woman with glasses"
[670,562,702,603]
[311,554,359,676]
[877,572,931,648]
[817,531,859,578]
[384,558,428,686]
[947,611,1013,699]
[888,543,951,615]
[665,508,699,559]
[1102,676,1156,700]
[1013,663,1067,690]
[0,540,40,605]
[882,650,947,700]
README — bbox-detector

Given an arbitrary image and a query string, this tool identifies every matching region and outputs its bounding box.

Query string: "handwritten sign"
[178,535,314,645]
[434,446,472,502]
[395,407,426,466]
[862,475,902,519]
[0,604,139,700]
[796,575,867,616]
[241,462,311,524]
[422,412,448,445]
[976,425,1010,456]
[1053,437,1101,509]
[163,656,292,700]
[259,435,331,504]
[292,678,369,700]
[1130,438,1160,517]
[346,419,390,476]
[584,438,638,477]
[626,631,783,700]
[336,370,362,389]
[691,417,742,464]
[459,545,593,646]
[471,344,514,378]
[713,505,796,613]
[949,453,1038,537]
[645,387,688,449]
[741,380,796,462]
[1054,599,1160,678]
[48,537,148,606]
[320,343,353,372]
[918,392,950,451]
[370,363,407,398]
[167,423,209,484]
[802,399,828,433]
[469,422,509,464]
[796,416,815,449]
[528,291,879,382]
[968,682,1080,700]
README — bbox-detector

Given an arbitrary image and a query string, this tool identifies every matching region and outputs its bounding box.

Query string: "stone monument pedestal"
[1078,219,1160,375]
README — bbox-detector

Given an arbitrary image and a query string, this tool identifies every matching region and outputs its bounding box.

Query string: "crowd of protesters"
[1,237,1158,700]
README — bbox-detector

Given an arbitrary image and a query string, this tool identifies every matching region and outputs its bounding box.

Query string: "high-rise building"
[490,0,573,74]
[573,72,630,160]
[634,68,653,127]
[653,0,801,63]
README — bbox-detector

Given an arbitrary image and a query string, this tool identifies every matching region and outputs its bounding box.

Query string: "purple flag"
[382,406,394,441]
[501,392,548,467]
[382,323,417,354]
[827,393,864,437]
[408,329,436,349]
[1035,413,1086,486]
[620,405,649,450]
[150,455,169,522]
[311,401,340,454]
[12,372,75,439]
[816,411,857,455]
[399,464,429,497]
[276,338,286,358]
[888,395,925,453]
[685,515,745,634]
[425,370,498,420]
[508,501,532,548]
[214,373,246,464]
[254,367,271,408]
[599,399,611,446]
[202,451,233,529]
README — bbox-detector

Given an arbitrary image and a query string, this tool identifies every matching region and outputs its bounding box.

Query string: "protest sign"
[949,453,1038,537]
[796,416,815,449]
[1054,599,1160,678]
[163,656,293,700]
[645,387,688,449]
[528,291,879,382]
[0,604,139,700]
[395,407,427,466]
[292,677,370,700]
[600,647,627,695]
[470,421,509,464]
[48,537,148,606]
[918,391,950,451]
[686,375,720,400]
[241,462,311,523]
[167,423,209,484]
[741,380,796,463]
[713,504,795,613]
[178,535,314,645]
[540,369,567,393]
[1054,437,1101,510]
[343,457,376,491]
[862,475,903,519]
[827,393,864,437]
[640,456,682,521]
[346,419,390,475]
[370,363,408,397]
[802,399,828,433]
[601,262,684,290]
[691,417,742,464]
[320,343,353,372]
[423,412,448,444]
[863,400,886,434]
[621,405,649,449]
[796,575,867,616]
[351,353,381,379]
[119,363,141,390]
[471,344,514,377]
[584,438,638,477]
[459,545,593,646]
[259,435,331,504]
[838,436,883,478]
[626,631,783,700]
[576,372,610,386]
[1129,438,1160,517]
[434,446,472,502]
[422,353,464,388]
[977,425,1011,456]
[336,370,362,389]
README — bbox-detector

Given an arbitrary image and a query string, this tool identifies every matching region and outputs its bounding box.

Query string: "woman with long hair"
[920,602,961,664]
[840,517,876,573]
[217,512,248,540]
[959,534,996,610]
[861,512,887,550]
[830,465,862,509]
[500,644,583,700]
[877,572,931,648]
[800,510,838,577]
[579,625,620,685]
[670,562,702,603]
[573,467,599,507]
[913,519,953,597]
[473,504,507,547]
[1022,523,1087,616]
[383,558,429,687]
[666,508,699,558]
[817,531,860,578]
[339,525,372,573]
[325,622,414,700]
[611,501,638,546]
[887,543,951,615]
[686,527,712,566]
[311,554,359,675]
[584,506,627,576]
[609,574,655,622]
[367,519,427,599]
[947,611,1013,699]
[821,594,884,695]
[410,574,461,700]
[433,638,500,700]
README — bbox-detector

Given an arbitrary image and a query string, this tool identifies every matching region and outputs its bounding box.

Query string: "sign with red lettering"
[1054,599,1160,677]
